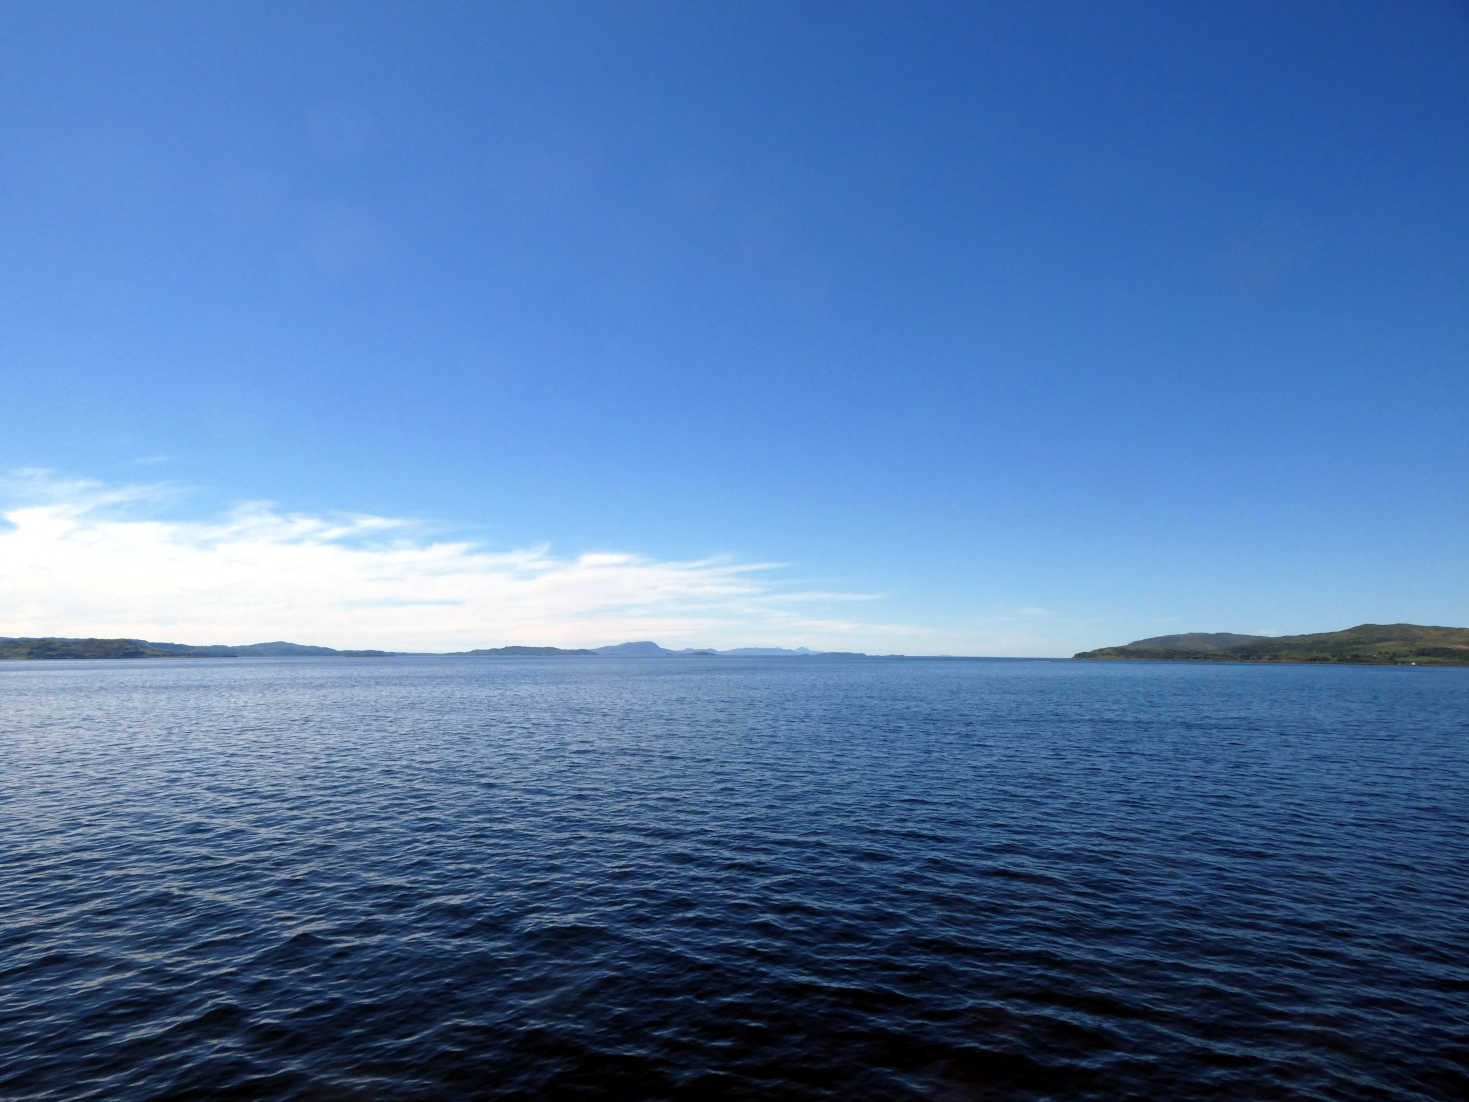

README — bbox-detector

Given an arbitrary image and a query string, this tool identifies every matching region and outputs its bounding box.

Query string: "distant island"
[0,636,877,661]
[13,626,1468,665]
[446,645,599,657]
[1074,623,1469,666]
[585,642,832,657]
[0,638,394,660]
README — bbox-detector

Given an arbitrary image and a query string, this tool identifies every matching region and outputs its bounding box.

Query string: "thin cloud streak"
[0,471,916,651]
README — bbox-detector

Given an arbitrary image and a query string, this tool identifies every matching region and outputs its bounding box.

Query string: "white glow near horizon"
[0,470,957,652]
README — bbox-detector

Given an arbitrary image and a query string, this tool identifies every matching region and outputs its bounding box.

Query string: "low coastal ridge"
[0,638,875,661]
[1073,623,1469,666]
[0,638,395,660]
[12,625,1468,664]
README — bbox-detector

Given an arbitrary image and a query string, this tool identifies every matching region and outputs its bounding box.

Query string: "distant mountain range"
[588,642,826,657]
[0,637,393,660]
[14,626,1467,665]
[446,645,599,657]
[595,641,672,656]
[433,641,855,658]
[1074,623,1469,666]
[0,636,868,660]
[443,641,849,658]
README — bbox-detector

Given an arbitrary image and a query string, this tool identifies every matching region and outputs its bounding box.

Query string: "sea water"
[3,656,1466,1099]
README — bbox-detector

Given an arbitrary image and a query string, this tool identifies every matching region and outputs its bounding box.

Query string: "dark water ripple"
[2,657,1467,1099]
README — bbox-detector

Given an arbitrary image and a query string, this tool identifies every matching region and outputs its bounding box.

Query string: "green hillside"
[1104,632,1269,654]
[0,637,394,659]
[1075,623,1469,665]
[0,637,236,659]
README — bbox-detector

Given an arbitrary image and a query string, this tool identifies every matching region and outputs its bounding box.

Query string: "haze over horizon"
[4,3,1466,656]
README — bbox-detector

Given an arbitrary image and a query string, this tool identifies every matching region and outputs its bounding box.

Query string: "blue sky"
[3,2,1466,654]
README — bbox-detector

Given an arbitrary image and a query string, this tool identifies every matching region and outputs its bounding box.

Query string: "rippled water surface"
[3,656,1467,1100]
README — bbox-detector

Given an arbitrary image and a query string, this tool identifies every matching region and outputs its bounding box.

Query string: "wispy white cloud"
[750,590,881,603]
[0,470,918,651]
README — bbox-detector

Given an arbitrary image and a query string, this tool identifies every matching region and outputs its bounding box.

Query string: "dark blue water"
[3,657,1466,1100]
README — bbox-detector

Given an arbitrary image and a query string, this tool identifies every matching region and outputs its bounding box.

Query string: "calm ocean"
[3,656,1466,1100]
